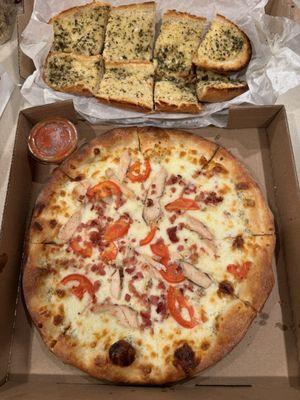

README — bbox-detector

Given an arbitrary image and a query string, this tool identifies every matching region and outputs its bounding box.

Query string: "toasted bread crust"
[48,1,111,24]
[197,84,248,102]
[193,14,252,74]
[96,96,153,113]
[111,1,155,11]
[164,9,206,22]
[155,100,202,113]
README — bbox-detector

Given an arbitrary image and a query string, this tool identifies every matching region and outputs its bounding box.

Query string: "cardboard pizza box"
[0,101,299,398]
[17,0,300,80]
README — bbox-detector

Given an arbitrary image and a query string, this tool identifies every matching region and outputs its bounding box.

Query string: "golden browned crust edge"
[164,9,206,22]
[196,301,256,374]
[59,127,140,178]
[212,146,275,235]
[155,100,202,114]
[48,1,111,24]
[137,128,218,167]
[197,84,248,102]
[238,235,275,312]
[28,169,72,244]
[193,14,252,74]
[111,1,156,12]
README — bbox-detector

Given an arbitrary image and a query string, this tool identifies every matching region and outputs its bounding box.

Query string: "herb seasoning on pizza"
[23,127,274,384]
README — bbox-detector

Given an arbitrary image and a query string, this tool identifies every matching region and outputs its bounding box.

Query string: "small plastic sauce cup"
[28,118,78,164]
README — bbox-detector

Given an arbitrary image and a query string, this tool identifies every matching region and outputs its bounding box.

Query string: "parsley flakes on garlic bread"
[96,61,154,112]
[154,10,206,77]
[193,14,252,74]
[43,52,104,96]
[196,68,248,102]
[103,2,156,63]
[49,2,111,56]
[155,75,202,113]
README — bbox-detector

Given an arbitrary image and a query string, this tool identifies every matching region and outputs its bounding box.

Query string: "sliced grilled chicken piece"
[143,167,167,224]
[118,150,131,181]
[93,304,139,329]
[57,210,81,243]
[180,261,212,288]
[186,214,214,240]
[110,269,121,300]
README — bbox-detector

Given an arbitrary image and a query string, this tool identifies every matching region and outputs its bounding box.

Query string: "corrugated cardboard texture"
[0,103,300,398]
[17,0,300,79]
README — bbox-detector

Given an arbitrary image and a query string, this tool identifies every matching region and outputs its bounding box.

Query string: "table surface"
[1,26,300,225]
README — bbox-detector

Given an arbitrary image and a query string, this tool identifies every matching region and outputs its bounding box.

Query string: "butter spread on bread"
[103,2,156,62]
[193,14,251,74]
[50,2,110,56]
[154,10,206,77]
[96,61,154,111]
[44,52,103,96]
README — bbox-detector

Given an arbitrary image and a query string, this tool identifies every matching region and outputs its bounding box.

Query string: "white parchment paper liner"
[20,0,300,127]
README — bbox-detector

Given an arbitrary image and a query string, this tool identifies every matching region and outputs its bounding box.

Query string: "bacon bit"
[91,263,106,276]
[178,222,185,230]
[177,245,184,251]
[150,295,159,305]
[169,214,177,224]
[167,226,179,243]
[129,280,148,306]
[125,266,136,274]
[133,272,144,280]
[93,280,101,291]
[196,191,223,205]
[89,230,102,244]
[158,281,166,290]
[183,184,197,195]
[156,300,167,316]
[125,293,131,302]
[171,187,176,193]
[146,198,154,207]
[166,175,178,185]
[140,311,152,327]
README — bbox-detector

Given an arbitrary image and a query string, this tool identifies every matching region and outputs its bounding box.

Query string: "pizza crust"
[207,146,275,235]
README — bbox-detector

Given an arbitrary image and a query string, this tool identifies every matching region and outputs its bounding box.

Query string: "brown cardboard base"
[0,102,300,398]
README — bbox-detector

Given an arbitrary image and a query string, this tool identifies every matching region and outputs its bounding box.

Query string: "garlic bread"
[103,2,156,63]
[154,10,206,77]
[50,2,110,56]
[96,62,154,112]
[196,68,248,102]
[154,75,202,113]
[43,52,103,96]
[193,14,251,74]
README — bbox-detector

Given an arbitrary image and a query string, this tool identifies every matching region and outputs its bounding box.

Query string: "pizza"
[23,127,275,384]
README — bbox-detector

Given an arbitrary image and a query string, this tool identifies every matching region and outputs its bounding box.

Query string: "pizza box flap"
[0,102,300,397]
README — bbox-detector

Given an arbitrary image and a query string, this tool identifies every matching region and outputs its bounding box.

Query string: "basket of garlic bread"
[43,1,251,114]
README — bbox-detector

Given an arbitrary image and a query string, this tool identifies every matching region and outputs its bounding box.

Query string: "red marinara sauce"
[28,118,78,163]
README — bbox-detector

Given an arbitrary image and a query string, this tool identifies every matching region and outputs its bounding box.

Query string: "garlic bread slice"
[196,68,248,102]
[103,2,156,63]
[96,62,154,112]
[193,14,251,74]
[154,10,206,77]
[44,52,103,96]
[155,75,202,113]
[50,2,111,56]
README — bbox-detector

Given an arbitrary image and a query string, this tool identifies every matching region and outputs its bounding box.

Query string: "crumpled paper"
[20,0,300,127]
[0,64,15,118]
